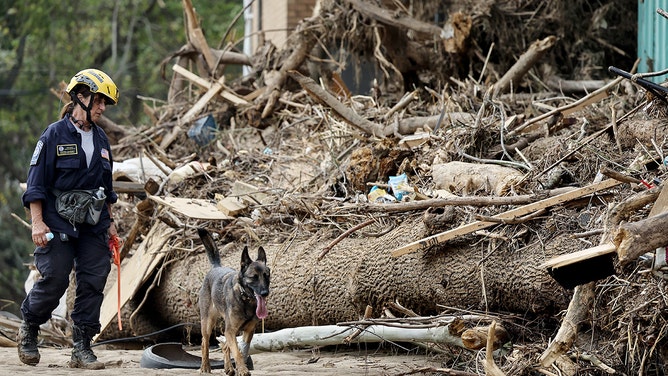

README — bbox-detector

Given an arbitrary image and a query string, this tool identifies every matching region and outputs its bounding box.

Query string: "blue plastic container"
[187,114,217,146]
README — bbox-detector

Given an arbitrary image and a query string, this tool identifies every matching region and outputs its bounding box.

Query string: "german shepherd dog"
[197,228,270,375]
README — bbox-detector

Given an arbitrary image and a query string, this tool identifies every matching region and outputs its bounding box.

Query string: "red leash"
[108,234,123,331]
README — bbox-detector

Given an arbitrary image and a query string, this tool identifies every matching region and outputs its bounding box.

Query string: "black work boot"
[17,321,40,366]
[69,325,104,370]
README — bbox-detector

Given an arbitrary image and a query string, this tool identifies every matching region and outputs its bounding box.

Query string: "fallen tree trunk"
[145,215,572,335]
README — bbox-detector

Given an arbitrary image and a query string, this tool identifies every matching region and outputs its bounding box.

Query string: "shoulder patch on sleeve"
[30,140,44,166]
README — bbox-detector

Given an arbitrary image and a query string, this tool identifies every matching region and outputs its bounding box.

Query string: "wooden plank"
[179,74,227,126]
[648,185,668,217]
[172,64,248,106]
[215,193,247,216]
[391,178,622,257]
[159,125,182,150]
[231,180,272,205]
[540,242,616,269]
[97,222,173,340]
[149,195,233,220]
[242,86,266,101]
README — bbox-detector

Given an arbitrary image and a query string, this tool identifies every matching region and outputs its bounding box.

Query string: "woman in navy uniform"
[19,69,120,369]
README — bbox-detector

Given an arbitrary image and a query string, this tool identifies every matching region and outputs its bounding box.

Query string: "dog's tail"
[197,228,221,267]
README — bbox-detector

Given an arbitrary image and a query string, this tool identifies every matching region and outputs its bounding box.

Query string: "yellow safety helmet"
[66,68,119,105]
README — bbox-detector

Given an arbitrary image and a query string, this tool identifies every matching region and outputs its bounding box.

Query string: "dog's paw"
[199,366,212,374]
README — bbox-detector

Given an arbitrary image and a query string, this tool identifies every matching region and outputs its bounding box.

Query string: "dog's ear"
[256,246,267,263]
[241,246,252,270]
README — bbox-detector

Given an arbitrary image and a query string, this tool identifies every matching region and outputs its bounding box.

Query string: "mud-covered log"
[147,217,572,334]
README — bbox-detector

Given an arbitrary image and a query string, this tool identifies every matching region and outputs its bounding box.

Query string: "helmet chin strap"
[71,93,95,127]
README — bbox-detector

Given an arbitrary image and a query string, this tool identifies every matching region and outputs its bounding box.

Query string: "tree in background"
[0,0,243,315]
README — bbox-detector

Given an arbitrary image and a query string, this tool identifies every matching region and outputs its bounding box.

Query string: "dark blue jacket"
[22,114,118,238]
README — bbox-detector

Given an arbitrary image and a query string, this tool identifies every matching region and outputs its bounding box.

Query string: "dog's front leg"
[226,330,250,376]
[240,329,255,366]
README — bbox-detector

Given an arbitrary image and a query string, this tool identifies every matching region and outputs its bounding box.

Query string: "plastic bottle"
[88,187,106,225]
[95,187,105,200]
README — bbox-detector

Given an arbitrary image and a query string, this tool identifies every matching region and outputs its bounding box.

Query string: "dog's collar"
[240,286,255,302]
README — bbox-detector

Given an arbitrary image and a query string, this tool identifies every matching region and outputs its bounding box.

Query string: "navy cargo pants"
[20,230,111,333]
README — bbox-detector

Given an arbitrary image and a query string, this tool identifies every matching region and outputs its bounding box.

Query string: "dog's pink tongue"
[255,294,268,319]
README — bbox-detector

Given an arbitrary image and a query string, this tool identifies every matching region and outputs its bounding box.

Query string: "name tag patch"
[57,144,78,156]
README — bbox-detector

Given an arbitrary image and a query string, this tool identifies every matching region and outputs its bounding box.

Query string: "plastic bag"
[388,173,415,201]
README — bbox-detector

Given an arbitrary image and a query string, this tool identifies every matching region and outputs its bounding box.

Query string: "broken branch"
[493,36,557,98]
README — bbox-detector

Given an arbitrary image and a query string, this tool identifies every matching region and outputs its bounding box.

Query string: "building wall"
[248,0,317,53]
[288,0,317,30]
[260,0,288,48]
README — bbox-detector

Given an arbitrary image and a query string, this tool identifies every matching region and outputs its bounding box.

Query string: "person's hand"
[108,228,123,266]
[109,221,119,238]
[31,220,51,247]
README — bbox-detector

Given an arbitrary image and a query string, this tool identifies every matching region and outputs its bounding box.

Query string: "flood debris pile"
[40,0,668,374]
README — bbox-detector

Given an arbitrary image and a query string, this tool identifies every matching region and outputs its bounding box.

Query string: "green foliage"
[0,0,244,316]
[0,185,33,316]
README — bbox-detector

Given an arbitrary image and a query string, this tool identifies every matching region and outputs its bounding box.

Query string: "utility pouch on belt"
[54,188,106,228]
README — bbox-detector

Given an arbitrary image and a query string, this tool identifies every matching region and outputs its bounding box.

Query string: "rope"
[108,234,123,331]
